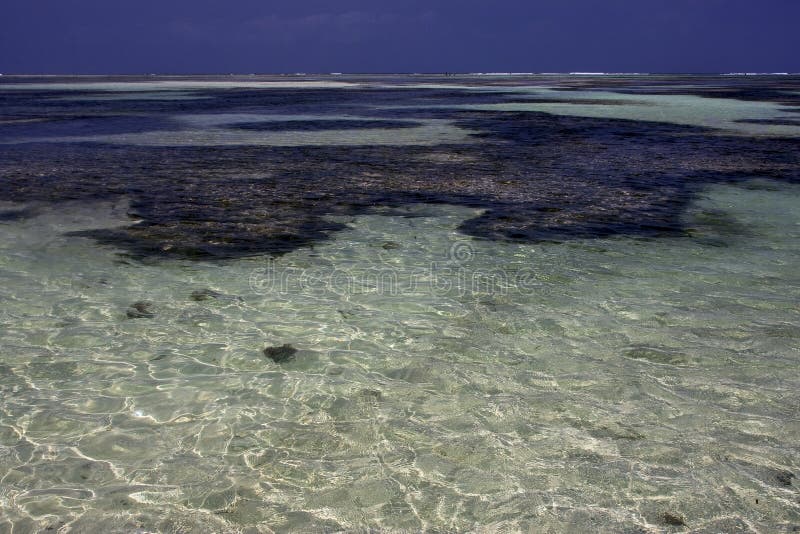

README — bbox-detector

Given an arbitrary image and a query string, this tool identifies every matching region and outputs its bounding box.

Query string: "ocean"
[1,74,799,532]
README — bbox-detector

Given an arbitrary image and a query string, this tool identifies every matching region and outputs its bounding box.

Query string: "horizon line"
[1,71,799,78]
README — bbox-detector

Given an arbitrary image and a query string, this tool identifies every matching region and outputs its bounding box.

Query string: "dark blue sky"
[2,0,798,74]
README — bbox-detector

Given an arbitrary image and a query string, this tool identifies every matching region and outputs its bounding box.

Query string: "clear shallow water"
[3,114,472,147]
[1,181,799,532]
[465,90,800,136]
[382,86,800,137]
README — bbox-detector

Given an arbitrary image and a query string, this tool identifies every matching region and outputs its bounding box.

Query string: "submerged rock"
[263,344,297,363]
[190,289,221,302]
[126,301,154,319]
[776,470,794,487]
[661,511,686,526]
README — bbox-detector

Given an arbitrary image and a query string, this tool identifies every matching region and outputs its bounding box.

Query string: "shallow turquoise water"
[383,85,800,136]
[1,180,799,531]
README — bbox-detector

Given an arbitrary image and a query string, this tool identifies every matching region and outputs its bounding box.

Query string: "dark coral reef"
[1,75,799,259]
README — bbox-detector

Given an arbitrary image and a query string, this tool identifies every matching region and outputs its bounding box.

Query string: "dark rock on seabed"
[190,289,221,301]
[263,344,298,363]
[126,301,155,318]
[661,511,687,526]
[776,470,794,487]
